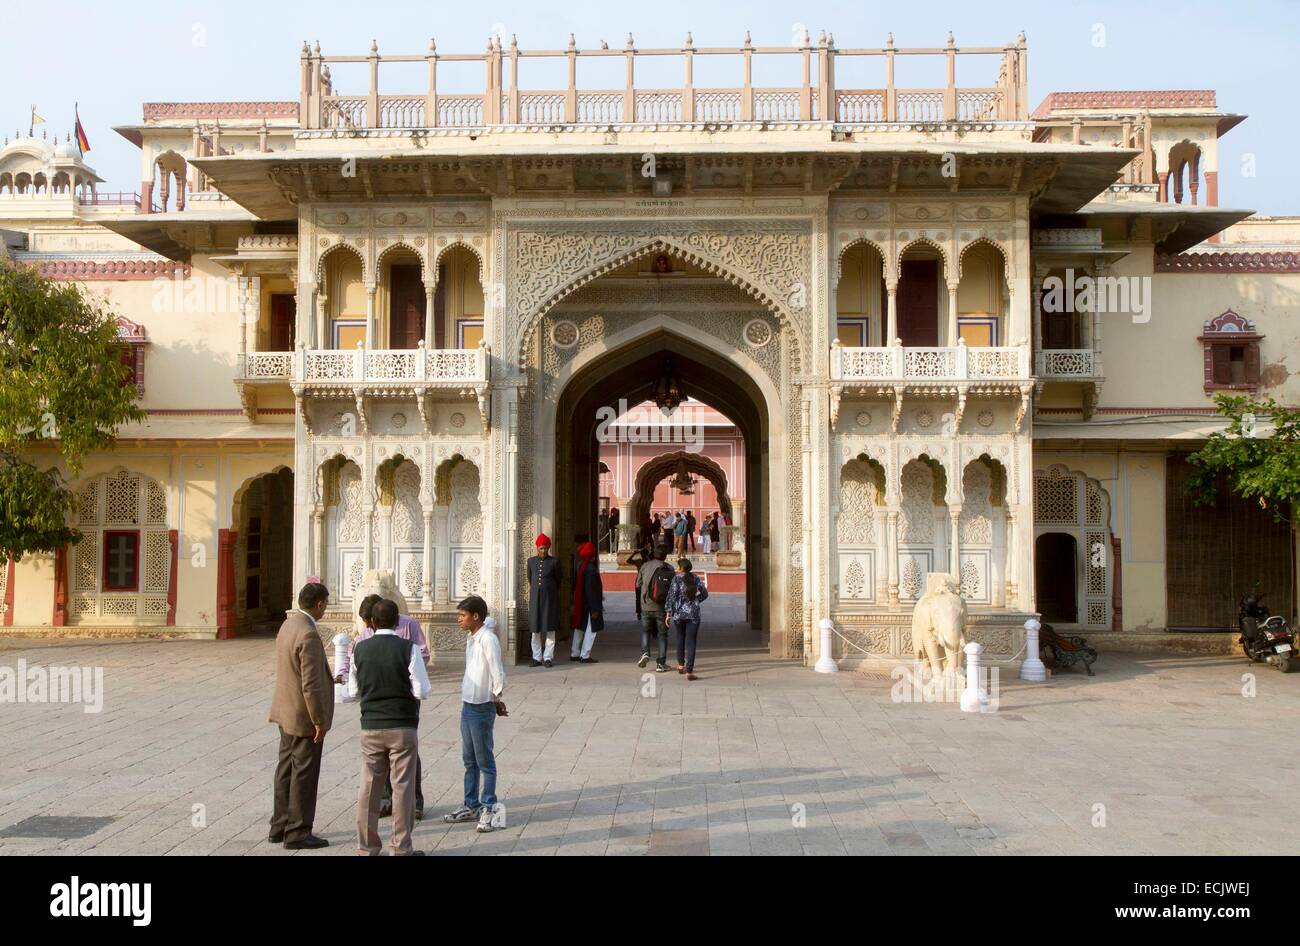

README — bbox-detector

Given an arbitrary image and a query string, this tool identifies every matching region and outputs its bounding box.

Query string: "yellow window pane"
[837,322,866,347]
[335,323,366,351]
[459,322,484,349]
[959,322,994,347]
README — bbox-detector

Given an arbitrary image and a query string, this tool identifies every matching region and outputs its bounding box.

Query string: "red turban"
[571,542,600,628]
[535,533,551,548]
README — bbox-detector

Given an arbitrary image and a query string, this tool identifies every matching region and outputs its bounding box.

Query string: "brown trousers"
[270,727,324,843]
[357,728,419,856]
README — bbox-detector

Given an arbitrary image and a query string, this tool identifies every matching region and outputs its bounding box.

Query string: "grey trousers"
[357,727,419,856]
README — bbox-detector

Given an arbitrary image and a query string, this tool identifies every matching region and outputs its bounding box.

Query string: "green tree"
[1185,393,1300,524]
[0,262,145,562]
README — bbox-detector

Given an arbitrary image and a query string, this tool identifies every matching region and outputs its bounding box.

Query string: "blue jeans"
[460,701,497,810]
[675,618,700,672]
[640,613,668,661]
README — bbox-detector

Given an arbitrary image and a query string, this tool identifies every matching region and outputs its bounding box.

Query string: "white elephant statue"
[911,572,968,683]
[352,569,410,632]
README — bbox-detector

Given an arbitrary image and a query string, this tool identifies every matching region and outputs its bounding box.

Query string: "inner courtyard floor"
[1,593,1296,856]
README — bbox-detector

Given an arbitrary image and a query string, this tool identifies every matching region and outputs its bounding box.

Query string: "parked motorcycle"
[1238,591,1294,672]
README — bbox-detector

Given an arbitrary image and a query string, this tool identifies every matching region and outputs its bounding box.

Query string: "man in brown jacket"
[268,582,334,849]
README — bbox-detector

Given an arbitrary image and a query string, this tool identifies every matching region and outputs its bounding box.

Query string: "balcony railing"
[239,344,490,385]
[1035,349,1099,378]
[301,32,1028,130]
[832,344,1029,382]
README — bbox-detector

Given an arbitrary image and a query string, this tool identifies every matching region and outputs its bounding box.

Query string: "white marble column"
[1004,508,1017,608]
[310,505,324,579]
[437,504,452,603]
[315,283,328,350]
[949,505,961,577]
[998,514,1008,610]
[875,507,889,602]
[378,505,393,570]
[421,508,434,609]
[423,283,435,346]
[887,509,900,604]
[363,504,375,572]
[365,285,377,349]
[886,279,899,345]
[947,280,960,347]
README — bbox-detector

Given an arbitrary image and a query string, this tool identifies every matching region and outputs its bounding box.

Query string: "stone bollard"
[1021,618,1048,682]
[333,633,351,703]
[814,619,838,673]
[959,641,988,713]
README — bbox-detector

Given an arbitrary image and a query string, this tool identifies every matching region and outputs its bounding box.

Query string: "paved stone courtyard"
[2,593,1297,856]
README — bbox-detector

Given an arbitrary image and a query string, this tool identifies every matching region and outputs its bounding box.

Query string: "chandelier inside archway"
[651,355,684,415]
[668,455,697,494]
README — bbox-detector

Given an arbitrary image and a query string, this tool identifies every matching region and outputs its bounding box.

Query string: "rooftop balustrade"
[299,31,1029,130]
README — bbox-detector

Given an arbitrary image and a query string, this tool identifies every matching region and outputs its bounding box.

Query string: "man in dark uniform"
[526,533,561,667]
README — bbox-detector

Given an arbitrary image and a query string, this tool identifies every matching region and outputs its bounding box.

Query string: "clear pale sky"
[3,0,1297,213]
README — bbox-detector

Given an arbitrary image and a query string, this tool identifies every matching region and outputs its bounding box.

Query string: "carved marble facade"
[280,190,1035,666]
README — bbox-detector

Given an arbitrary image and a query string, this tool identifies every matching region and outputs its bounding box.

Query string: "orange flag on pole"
[74,104,90,153]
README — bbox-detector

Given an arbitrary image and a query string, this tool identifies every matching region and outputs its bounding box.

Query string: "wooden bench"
[1039,623,1098,676]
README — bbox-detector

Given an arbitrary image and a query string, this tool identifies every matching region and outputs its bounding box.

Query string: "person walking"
[526,533,561,667]
[665,560,710,681]
[626,535,655,622]
[635,543,675,672]
[268,582,334,850]
[336,593,431,820]
[349,598,431,856]
[569,539,603,663]
[444,598,507,834]
[700,513,712,554]
[673,511,689,555]
[709,512,721,554]
[608,507,620,550]
[686,510,697,552]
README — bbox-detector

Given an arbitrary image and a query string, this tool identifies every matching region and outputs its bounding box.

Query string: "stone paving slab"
[2,601,1299,856]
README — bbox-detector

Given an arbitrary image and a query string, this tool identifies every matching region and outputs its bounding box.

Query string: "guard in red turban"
[569,541,604,663]
[527,533,560,666]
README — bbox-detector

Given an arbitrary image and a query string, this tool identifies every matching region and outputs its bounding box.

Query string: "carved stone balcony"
[1035,348,1101,379]
[829,342,1033,432]
[1033,347,1104,419]
[236,343,491,426]
[832,343,1029,383]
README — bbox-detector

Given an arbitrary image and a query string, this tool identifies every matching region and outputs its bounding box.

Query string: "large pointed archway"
[551,325,775,655]
[507,232,811,666]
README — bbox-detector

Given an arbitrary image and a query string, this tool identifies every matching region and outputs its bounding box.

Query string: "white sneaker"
[476,806,496,833]
[637,653,650,668]
[443,805,479,824]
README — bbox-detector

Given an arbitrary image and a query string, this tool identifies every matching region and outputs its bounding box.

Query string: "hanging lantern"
[651,355,684,415]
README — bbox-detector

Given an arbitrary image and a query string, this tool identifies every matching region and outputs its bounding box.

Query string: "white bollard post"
[960,641,988,713]
[333,632,351,703]
[814,618,839,673]
[1021,617,1048,682]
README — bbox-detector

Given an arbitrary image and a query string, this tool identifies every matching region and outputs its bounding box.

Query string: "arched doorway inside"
[547,329,773,660]
[628,448,736,542]
[233,467,295,635]
[1035,533,1078,624]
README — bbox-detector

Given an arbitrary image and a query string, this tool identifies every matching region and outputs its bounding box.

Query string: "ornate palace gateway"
[3,31,1297,666]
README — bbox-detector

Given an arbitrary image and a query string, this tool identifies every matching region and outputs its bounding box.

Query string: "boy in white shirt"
[443,596,507,833]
